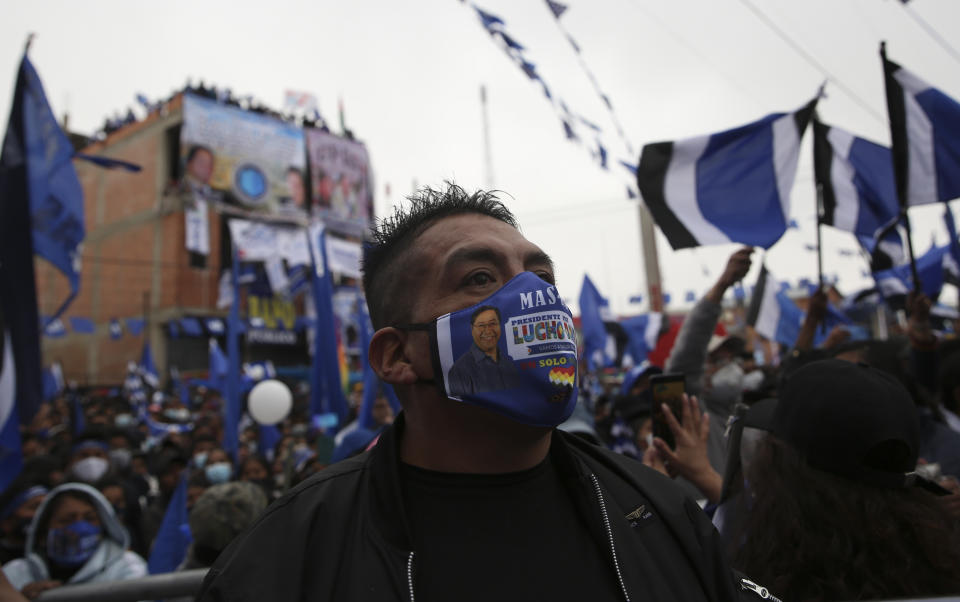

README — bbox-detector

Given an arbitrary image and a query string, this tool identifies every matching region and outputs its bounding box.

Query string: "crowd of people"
[0,373,394,600]
[96,80,336,140]
[2,183,960,600]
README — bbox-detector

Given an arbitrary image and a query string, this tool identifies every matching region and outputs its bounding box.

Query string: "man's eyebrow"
[524,250,555,272]
[444,247,504,269]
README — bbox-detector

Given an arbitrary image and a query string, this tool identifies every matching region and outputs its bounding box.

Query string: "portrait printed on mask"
[447,306,523,396]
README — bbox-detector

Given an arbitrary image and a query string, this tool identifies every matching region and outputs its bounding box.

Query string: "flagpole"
[815,184,824,289]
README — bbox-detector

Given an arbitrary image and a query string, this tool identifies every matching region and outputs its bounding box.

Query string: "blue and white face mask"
[46,520,102,568]
[400,272,578,427]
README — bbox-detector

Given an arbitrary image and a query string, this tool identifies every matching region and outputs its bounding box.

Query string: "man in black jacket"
[197,184,769,602]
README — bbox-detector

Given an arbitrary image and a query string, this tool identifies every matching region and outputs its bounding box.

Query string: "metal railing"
[35,569,207,602]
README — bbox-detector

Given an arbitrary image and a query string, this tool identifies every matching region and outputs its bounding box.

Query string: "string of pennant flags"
[466,2,638,197]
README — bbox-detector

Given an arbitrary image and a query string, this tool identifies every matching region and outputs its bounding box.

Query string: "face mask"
[398,272,578,427]
[164,408,190,422]
[114,414,135,428]
[205,462,232,484]
[108,448,132,470]
[709,361,744,406]
[71,457,109,483]
[46,520,101,568]
[193,452,208,469]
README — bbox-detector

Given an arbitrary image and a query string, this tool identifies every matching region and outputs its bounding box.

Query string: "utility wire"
[900,2,960,69]
[735,0,885,124]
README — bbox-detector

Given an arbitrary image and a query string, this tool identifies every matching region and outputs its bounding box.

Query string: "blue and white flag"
[637,95,818,249]
[746,267,805,348]
[109,318,123,340]
[882,45,960,207]
[43,317,66,338]
[619,313,663,367]
[0,326,23,491]
[873,243,948,301]
[139,341,159,389]
[812,120,903,246]
[147,473,191,574]
[41,362,63,401]
[1,55,75,439]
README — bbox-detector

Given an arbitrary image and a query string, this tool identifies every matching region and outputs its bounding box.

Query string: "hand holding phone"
[650,373,685,449]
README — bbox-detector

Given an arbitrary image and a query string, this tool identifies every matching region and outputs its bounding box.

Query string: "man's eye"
[536,271,555,285]
[464,272,495,287]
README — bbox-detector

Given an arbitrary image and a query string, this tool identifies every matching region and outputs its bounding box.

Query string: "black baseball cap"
[773,359,920,489]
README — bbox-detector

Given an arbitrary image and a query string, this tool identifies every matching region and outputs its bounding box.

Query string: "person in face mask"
[203,449,233,486]
[1,483,146,598]
[66,440,112,485]
[238,455,274,500]
[197,184,765,602]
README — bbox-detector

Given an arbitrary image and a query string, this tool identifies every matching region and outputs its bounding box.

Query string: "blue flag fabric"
[356,293,401,430]
[882,46,960,207]
[41,362,63,401]
[178,317,204,337]
[945,207,960,284]
[873,243,948,300]
[578,275,612,371]
[619,313,663,366]
[0,328,23,491]
[42,317,66,338]
[68,316,95,334]
[637,96,818,249]
[139,341,159,389]
[15,57,85,323]
[125,318,146,336]
[307,225,349,424]
[546,0,568,19]
[109,318,123,340]
[207,338,228,393]
[73,153,141,172]
[147,473,191,574]
[747,266,848,349]
[259,424,282,462]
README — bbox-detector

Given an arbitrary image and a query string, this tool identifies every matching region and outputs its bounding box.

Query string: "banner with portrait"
[305,129,373,234]
[181,94,307,215]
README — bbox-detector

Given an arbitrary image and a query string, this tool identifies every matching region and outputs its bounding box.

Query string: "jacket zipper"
[590,473,631,602]
[407,551,416,602]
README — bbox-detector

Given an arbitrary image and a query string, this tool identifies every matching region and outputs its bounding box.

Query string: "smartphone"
[650,373,686,449]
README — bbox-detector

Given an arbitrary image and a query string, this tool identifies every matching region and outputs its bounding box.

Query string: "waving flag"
[873,243,948,300]
[619,313,663,366]
[881,44,960,207]
[813,120,902,242]
[139,341,159,389]
[945,206,960,285]
[147,473,191,574]
[307,224,349,424]
[637,96,818,249]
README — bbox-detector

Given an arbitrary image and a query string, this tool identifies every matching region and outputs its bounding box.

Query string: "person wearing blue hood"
[1,483,146,599]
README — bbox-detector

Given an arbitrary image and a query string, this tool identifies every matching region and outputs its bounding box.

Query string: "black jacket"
[197,415,768,601]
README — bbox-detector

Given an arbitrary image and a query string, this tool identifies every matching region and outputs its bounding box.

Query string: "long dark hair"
[733,436,960,600]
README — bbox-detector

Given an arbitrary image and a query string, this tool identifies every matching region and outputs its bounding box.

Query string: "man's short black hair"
[470,305,501,326]
[362,182,518,329]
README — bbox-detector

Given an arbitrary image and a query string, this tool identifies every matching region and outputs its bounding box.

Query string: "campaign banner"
[181,94,307,214]
[228,219,309,266]
[305,129,373,229]
[246,295,298,346]
[324,236,362,279]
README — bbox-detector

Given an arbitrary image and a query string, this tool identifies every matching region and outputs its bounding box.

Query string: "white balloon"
[247,379,293,425]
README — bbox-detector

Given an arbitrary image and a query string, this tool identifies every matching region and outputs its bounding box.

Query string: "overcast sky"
[3,0,959,314]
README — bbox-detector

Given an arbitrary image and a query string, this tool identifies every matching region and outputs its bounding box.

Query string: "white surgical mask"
[108,448,132,470]
[71,457,109,483]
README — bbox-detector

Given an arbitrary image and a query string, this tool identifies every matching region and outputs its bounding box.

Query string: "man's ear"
[369,327,419,385]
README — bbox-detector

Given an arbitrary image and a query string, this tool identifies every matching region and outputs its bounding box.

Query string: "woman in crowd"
[1,483,146,599]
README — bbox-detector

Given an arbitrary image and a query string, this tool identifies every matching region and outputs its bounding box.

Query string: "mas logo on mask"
[405,272,579,427]
[46,520,102,568]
